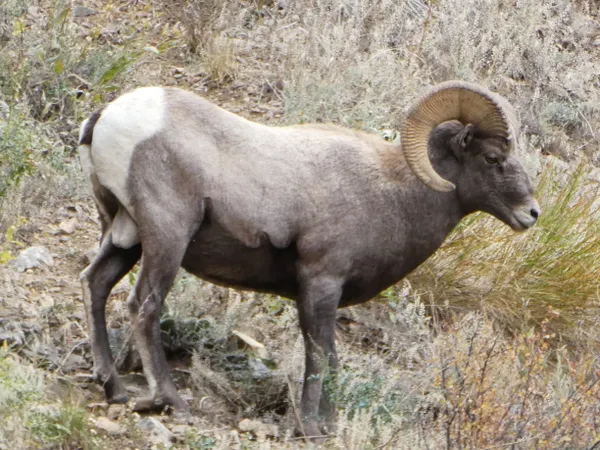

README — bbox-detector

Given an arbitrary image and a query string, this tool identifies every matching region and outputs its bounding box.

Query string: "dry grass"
[178,0,600,157]
[0,350,102,449]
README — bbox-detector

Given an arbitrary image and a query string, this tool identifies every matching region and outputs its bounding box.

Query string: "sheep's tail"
[77,111,120,244]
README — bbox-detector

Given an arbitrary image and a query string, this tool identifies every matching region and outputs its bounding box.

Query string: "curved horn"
[401,80,517,192]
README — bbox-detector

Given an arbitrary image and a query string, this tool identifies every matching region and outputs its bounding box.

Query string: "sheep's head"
[401,81,540,231]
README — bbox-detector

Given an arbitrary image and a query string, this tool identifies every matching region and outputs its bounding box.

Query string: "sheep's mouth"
[510,210,538,231]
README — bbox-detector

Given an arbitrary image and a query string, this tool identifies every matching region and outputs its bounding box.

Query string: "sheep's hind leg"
[80,235,141,403]
[124,192,205,413]
[126,240,193,413]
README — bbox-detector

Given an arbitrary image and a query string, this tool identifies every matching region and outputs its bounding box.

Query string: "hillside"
[1,1,600,448]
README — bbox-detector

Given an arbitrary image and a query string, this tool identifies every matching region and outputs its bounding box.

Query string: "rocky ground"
[0,181,396,448]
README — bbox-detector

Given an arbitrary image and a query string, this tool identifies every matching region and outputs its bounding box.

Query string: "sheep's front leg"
[80,236,141,403]
[297,275,341,440]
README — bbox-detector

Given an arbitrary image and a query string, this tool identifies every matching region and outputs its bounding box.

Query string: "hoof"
[132,397,160,412]
[132,394,190,414]
[297,420,329,443]
[95,372,128,405]
[107,392,129,404]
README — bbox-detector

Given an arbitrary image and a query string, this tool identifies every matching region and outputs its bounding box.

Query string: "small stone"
[249,358,271,380]
[72,6,98,17]
[136,417,173,448]
[94,416,126,436]
[13,247,54,272]
[107,404,126,420]
[588,168,600,184]
[58,217,78,234]
[238,418,279,438]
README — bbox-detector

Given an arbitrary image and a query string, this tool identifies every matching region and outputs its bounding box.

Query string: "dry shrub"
[166,0,238,83]
[167,0,225,54]
[421,314,600,449]
[202,36,238,84]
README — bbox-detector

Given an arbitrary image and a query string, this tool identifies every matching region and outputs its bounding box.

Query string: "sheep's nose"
[530,208,540,220]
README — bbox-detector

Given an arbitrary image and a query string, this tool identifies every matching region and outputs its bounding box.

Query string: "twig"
[415,1,434,59]
[481,431,545,450]
[375,426,404,449]
[67,73,92,89]
[286,433,333,441]
[588,439,600,450]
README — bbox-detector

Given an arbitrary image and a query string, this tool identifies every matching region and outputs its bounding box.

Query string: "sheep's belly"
[181,221,299,299]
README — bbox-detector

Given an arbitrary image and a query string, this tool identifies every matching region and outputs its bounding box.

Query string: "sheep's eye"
[485,155,500,166]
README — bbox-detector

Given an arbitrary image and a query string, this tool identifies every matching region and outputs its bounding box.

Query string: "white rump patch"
[90,87,166,215]
[78,122,114,220]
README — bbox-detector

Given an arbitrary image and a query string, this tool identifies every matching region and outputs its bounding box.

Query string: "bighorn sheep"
[78,81,540,438]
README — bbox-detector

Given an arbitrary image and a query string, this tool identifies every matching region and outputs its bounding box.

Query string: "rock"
[107,404,126,420]
[13,246,54,272]
[72,6,98,17]
[238,418,279,438]
[46,378,81,402]
[0,323,25,346]
[588,168,600,184]
[94,416,126,436]
[31,404,60,417]
[249,358,271,380]
[58,217,78,234]
[0,320,41,346]
[136,417,173,448]
[121,372,148,396]
[61,353,88,372]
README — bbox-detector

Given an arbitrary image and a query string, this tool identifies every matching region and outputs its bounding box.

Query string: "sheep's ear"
[450,123,475,161]
[458,123,475,149]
